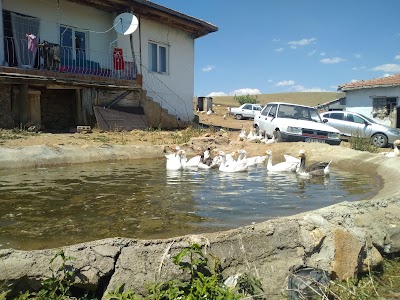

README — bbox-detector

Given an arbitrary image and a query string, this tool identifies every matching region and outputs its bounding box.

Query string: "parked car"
[319,111,400,147]
[253,102,341,145]
[229,103,263,120]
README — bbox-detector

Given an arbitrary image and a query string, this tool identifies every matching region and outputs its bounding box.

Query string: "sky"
[152,0,400,97]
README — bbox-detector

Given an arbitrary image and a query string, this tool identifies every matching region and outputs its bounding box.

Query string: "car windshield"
[277,104,322,122]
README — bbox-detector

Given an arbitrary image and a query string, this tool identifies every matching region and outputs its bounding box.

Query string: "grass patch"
[349,135,380,153]
[0,129,39,145]
[205,92,345,108]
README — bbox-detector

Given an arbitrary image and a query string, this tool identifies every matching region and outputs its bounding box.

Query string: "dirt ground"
[0,104,251,149]
[0,103,389,158]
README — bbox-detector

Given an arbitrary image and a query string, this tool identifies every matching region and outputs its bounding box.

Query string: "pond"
[0,158,380,250]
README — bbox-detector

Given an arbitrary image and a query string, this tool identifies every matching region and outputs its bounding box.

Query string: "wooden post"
[17,84,28,127]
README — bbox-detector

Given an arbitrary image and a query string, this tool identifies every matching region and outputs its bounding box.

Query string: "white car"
[229,103,263,120]
[253,102,341,145]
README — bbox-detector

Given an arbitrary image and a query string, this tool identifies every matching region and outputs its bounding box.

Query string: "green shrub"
[349,135,380,153]
[234,95,259,105]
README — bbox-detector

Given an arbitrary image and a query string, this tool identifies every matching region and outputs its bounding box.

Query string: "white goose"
[383,140,400,158]
[181,148,202,169]
[238,127,247,141]
[247,128,263,143]
[265,150,298,172]
[237,149,266,167]
[297,149,331,177]
[218,151,248,172]
[166,149,184,171]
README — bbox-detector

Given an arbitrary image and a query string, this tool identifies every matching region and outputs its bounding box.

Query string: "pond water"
[0,158,380,250]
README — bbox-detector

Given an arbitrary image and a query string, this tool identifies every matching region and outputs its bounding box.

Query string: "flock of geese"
[165,146,332,178]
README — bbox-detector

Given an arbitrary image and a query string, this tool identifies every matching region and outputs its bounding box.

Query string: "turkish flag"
[113,48,125,70]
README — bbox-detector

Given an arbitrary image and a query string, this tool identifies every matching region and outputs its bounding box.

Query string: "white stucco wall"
[137,17,195,122]
[345,86,400,126]
[3,0,117,68]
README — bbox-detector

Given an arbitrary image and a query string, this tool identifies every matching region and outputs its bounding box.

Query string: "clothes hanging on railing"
[113,48,125,70]
[38,41,61,70]
[26,33,38,53]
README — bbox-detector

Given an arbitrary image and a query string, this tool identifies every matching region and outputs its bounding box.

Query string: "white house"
[0,0,217,131]
[338,74,400,128]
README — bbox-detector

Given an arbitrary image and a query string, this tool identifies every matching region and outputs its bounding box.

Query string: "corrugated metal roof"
[338,73,400,91]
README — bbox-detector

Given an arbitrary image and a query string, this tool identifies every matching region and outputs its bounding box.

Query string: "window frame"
[148,41,169,74]
[59,25,88,64]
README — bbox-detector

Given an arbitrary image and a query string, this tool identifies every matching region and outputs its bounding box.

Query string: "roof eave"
[338,83,400,92]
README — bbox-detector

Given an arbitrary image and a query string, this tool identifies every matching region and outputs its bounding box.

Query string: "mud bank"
[1,143,400,298]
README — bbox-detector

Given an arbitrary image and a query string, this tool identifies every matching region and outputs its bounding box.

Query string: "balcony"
[1,36,140,88]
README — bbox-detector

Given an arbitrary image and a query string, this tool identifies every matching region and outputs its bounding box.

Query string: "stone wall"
[0,144,400,298]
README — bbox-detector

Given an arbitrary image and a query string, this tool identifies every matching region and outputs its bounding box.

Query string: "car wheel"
[371,133,388,148]
[236,114,243,120]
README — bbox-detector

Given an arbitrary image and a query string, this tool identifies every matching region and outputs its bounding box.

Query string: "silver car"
[320,111,400,147]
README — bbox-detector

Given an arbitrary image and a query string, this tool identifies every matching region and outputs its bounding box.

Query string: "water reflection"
[0,158,379,250]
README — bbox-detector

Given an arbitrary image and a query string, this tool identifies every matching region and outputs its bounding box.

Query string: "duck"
[297,149,332,177]
[382,139,400,158]
[218,150,248,172]
[265,150,298,172]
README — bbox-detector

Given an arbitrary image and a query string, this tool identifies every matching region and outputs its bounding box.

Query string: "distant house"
[338,74,400,128]
[0,0,217,131]
[315,97,346,112]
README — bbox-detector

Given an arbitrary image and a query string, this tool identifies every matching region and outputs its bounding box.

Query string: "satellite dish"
[113,13,139,35]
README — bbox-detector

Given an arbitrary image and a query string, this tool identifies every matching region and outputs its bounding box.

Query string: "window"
[330,112,344,120]
[60,26,87,67]
[346,113,365,124]
[148,41,168,73]
[373,97,398,115]
[243,104,252,110]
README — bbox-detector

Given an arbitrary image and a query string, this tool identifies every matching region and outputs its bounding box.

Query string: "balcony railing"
[2,36,137,80]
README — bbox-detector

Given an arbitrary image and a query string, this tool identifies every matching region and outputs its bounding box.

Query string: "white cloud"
[352,66,367,71]
[395,54,400,60]
[354,54,361,59]
[382,73,394,78]
[267,79,273,83]
[275,47,284,52]
[202,65,215,72]
[272,38,280,42]
[228,88,261,96]
[320,57,346,64]
[291,85,330,92]
[320,52,326,56]
[275,80,295,86]
[372,64,400,73]
[288,38,316,47]
[207,92,227,97]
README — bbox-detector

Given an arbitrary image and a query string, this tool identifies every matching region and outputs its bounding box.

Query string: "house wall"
[2,0,118,69]
[135,17,195,123]
[345,86,400,126]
